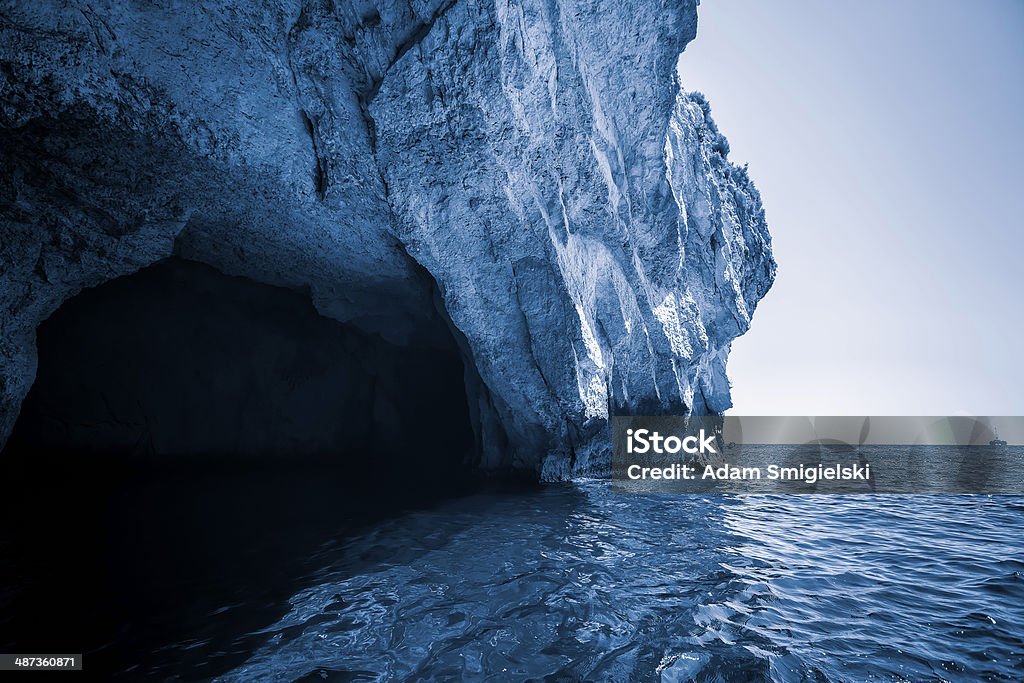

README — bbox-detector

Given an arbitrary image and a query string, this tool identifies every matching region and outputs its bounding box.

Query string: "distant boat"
[989,428,1008,447]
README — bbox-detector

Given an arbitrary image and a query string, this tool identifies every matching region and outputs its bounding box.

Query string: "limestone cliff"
[0,0,774,476]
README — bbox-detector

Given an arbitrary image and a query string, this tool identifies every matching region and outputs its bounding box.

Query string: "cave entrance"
[0,257,478,667]
[5,257,476,486]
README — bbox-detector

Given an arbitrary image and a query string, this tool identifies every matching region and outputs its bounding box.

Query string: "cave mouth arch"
[3,256,477,494]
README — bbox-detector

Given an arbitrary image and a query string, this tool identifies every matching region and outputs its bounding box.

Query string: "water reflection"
[217,484,1024,682]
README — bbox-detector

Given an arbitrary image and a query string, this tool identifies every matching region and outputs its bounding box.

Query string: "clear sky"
[678,0,1024,415]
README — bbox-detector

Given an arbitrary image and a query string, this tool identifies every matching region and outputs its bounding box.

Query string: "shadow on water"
[0,451,533,680]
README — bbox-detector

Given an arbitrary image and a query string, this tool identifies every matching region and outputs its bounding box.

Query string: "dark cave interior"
[5,257,476,474]
[0,257,484,674]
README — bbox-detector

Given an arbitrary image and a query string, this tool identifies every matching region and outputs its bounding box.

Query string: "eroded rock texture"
[0,0,774,476]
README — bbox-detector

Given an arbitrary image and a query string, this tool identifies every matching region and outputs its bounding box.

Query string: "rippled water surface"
[202,483,1024,682]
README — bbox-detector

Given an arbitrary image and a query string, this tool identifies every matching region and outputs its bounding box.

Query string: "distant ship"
[989,428,1008,447]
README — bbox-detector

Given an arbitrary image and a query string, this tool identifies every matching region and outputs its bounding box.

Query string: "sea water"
[208,481,1024,682]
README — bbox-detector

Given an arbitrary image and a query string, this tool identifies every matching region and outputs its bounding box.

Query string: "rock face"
[0,0,774,476]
